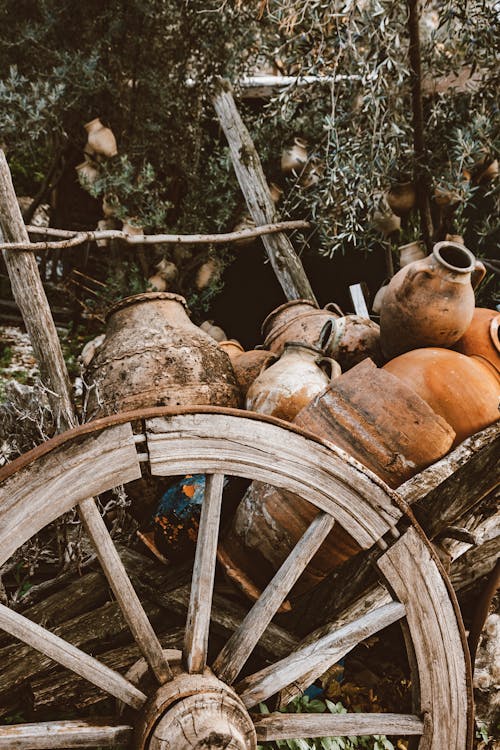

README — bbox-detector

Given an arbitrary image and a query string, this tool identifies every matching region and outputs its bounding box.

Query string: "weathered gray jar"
[84,292,240,416]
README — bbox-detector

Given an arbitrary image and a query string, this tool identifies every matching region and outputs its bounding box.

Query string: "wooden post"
[0,151,75,430]
[213,80,317,304]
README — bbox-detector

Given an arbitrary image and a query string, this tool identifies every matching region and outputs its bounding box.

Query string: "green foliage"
[257,696,395,750]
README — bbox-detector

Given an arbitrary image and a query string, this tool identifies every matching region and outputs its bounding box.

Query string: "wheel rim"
[0,407,471,749]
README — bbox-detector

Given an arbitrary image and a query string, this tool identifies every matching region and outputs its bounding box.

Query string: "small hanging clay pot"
[269,182,284,204]
[122,218,144,236]
[477,158,498,183]
[380,241,486,359]
[84,117,118,158]
[218,339,245,362]
[96,218,115,247]
[102,194,118,218]
[147,275,167,292]
[434,186,461,207]
[281,137,308,174]
[372,194,401,235]
[195,258,221,290]
[155,258,179,286]
[232,214,256,247]
[454,308,500,376]
[387,182,416,215]
[398,240,426,268]
[200,320,227,342]
[246,340,341,422]
[383,348,500,446]
[76,160,99,186]
[445,233,464,244]
[262,299,343,355]
[300,159,324,189]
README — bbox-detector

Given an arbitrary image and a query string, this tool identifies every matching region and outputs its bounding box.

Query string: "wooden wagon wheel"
[0,407,472,750]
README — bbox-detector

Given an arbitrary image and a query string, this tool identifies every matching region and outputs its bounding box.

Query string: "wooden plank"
[0,422,141,566]
[0,603,147,709]
[252,712,424,740]
[0,720,132,748]
[214,512,335,685]
[184,473,224,674]
[235,602,405,708]
[78,497,172,684]
[0,151,74,429]
[146,414,401,550]
[349,284,369,318]
[377,528,469,750]
[213,81,316,304]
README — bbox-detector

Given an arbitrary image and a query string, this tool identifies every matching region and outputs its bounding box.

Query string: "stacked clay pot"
[219,359,455,598]
[383,348,500,447]
[84,292,240,416]
[454,308,500,376]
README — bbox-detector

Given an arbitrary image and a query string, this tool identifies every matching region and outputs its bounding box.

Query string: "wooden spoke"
[236,602,405,708]
[0,719,133,748]
[0,602,147,709]
[252,712,424,740]
[184,473,225,673]
[214,512,335,684]
[78,497,172,684]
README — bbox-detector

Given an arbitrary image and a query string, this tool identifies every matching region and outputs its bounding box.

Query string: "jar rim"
[433,241,475,273]
[107,292,188,320]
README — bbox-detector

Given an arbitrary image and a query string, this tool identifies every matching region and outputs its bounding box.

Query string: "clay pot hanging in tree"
[372,193,401,235]
[383,347,500,446]
[379,241,486,359]
[281,137,308,174]
[387,182,416,215]
[84,292,240,416]
[398,241,426,268]
[75,159,99,187]
[84,117,118,158]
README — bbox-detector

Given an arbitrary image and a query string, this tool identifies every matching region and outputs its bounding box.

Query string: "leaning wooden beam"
[0,720,133,749]
[252,712,424,740]
[4,219,310,251]
[0,602,147,709]
[0,150,75,430]
[213,79,317,303]
[235,602,405,708]
[0,151,171,686]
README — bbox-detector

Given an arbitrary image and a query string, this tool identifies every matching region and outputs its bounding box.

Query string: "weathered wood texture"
[213,81,316,303]
[377,528,469,750]
[0,150,74,429]
[214,513,335,685]
[0,423,141,566]
[146,413,401,550]
[184,473,224,674]
[235,602,405,708]
[252,712,424,740]
[0,719,133,749]
[0,602,147,709]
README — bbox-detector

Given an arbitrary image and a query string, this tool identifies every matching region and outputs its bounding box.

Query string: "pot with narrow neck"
[84,292,240,417]
[380,241,486,359]
[262,299,342,355]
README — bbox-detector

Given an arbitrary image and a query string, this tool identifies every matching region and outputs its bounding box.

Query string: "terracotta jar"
[219,358,454,599]
[387,182,416,215]
[262,299,342,355]
[325,315,384,370]
[246,341,341,422]
[200,320,227,342]
[398,241,426,268]
[231,349,276,398]
[281,137,308,174]
[75,160,99,186]
[372,282,389,315]
[85,117,118,158]
[454,308,500,376]
[84,292,240,416]
[383,348,500,446]
[232,214,256,247]
[218,339,245,362]
[380,241,486,359]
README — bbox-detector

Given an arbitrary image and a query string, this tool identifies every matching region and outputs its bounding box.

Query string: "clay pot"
[379,241,487,359]
[300,160,323,189]
[122,219,143,236]
[218,339,245,362]
[477,158,498,183]
[295,358,456,488]
[372,282,389,315]
[372,197,401,235]
[262,299,343,355]
[96,218,115,247]
[200,320,227,342]
[231,349,276,398]
[75,160,99,186]
[398,241,426,268]
[84,292,240,416]
[102,194,118,218]
[269,182,284,204]
[246,341,341,422]
[84,117,118,158]
[383,348,500,446]
[232,215,256,247]
[281,138,308,174]
[445,233,464,245]
[434,186,460,207]
[325,315,383,371]
[153,259,179,287]
[387,182,416,215]
[147,275,167,292]
[195,259,221,290]
[219,358,455,599]
[454,308,500,375]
